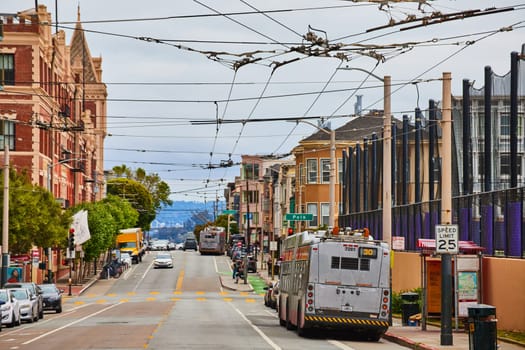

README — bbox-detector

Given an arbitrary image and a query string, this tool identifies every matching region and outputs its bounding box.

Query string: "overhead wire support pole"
[293,120,336,229]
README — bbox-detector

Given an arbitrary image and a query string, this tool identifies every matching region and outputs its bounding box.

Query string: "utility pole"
[440,72,453,346]
[383,75,392,246]
[1,120,10,287]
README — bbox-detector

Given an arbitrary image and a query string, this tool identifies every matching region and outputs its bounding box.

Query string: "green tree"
[1,169,69,253]
[101,195,139,229]
[106,178,155,230]
[112,165,172,211]
[214,214,238,235]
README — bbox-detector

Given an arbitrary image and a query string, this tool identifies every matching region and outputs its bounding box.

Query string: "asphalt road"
[0,251,407,350]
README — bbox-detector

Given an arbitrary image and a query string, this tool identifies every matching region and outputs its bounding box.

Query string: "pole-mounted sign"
[435,224,458,254]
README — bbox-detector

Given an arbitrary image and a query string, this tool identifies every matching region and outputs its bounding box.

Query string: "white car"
[0,289,21,327]
[8,288,38,323]
[120,252,132,267]
[153,253,173,269]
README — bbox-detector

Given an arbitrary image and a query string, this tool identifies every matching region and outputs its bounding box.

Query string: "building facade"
[0,5,106,207]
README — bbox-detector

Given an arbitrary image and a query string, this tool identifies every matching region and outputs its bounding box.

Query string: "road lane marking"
[175,270,184,292]
[229,303,281,350]
[245,299,256,303]
[196,298,206,301]
[223,298,233,302]
[328,340,357,350]
[196,291,205,295]
[22,302,123,345]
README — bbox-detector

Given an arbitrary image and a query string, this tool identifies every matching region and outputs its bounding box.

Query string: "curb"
[383,332,438,350]
[218,275,254,292]
[78,277,99,296]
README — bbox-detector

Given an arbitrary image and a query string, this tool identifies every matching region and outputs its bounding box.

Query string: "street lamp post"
[295,120,336,229]
[338,67,392,245]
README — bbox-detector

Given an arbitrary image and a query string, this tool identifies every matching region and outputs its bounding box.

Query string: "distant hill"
[151,200,225,229]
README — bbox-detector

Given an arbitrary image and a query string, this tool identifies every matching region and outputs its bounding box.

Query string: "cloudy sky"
[4,1,525,202]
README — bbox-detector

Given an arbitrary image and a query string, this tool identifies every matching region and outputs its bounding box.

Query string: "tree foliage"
[1,169,69,253]
[106,178,155,230]
[69,195,139,262]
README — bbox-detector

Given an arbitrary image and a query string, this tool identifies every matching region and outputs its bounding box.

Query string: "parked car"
[7,288,38,323]
[3,282,44,319]
[120,252,132,267]
[153,253,174,269]
[0,289,20,327]
[37,284,63,313]
[183,237,198,251]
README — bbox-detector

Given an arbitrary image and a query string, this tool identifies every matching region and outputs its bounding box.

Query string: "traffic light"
[68,228,75,251]
[287,227,294,236]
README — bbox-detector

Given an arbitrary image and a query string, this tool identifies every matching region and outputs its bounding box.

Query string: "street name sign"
[222,210,237,215]
[285,213,313,221]
[435,224,459,254]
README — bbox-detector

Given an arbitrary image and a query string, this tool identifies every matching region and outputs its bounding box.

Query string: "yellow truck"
[116,228,145,264]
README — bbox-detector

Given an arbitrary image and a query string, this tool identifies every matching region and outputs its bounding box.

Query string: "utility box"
[401,292,420,326]
[467,304,497,350]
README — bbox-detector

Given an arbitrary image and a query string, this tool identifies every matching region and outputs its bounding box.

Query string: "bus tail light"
[306,284,314,313]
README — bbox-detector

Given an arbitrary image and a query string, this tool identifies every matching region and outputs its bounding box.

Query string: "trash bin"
[467,304,497,350]
[401,292,420,326]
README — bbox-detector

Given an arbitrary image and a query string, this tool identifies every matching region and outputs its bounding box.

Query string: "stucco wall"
[482,257,525,331]
[391,252,525,331]
[392,251,422,292]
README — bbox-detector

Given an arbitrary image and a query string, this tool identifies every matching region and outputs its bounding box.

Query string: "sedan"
[37,284,63,313]
[153,253,173,269]
[7,288,38,323]
[0,289,21,327]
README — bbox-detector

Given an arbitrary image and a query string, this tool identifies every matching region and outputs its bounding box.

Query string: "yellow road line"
[175,270,184,292]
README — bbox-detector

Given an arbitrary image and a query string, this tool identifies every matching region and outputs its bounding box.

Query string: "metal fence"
[339,187,525,258]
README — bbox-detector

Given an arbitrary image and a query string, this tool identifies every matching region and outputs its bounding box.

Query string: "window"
[298,163,304,186]
[243,190,259,204]
[320,203,329,226]
[0,54,15,86]
[500,154,521,176]
[320,159,330,183]
[307,159,317,184]
[244,163,259,180]
[341,257,359,270]
[0,121,14,151]
[500,114,510,137]
[306,203,318,227]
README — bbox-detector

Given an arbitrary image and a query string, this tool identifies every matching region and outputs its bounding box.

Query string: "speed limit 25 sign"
[435,224,459,254]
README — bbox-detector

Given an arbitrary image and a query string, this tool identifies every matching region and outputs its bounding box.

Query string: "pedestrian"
[232,260,238,279]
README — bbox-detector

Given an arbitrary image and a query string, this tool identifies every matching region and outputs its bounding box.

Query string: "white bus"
[277,228,391,340]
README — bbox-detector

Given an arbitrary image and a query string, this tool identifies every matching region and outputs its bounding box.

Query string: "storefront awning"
[417,239,485,255]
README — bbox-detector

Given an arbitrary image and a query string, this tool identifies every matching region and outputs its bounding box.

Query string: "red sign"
[32,249,40,258]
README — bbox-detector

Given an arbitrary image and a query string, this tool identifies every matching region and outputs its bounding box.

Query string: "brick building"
[0,5,106,207]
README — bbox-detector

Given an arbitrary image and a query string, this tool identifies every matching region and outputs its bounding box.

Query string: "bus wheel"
[297,304,306,337]
[286,303,295,330]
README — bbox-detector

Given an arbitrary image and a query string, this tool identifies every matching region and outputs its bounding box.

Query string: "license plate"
[342,305,352,312]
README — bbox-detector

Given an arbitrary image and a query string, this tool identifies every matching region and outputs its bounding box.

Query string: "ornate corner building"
[0,5,106,206]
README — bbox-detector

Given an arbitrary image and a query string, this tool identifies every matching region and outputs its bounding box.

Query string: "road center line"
[22,302,123,345]
[175,270,184,292]
[229,303,281,350]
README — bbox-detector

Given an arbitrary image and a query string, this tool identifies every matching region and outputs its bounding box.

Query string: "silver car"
[7,288,38,323]
[0,289,21,327]
[153,253,173,269]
